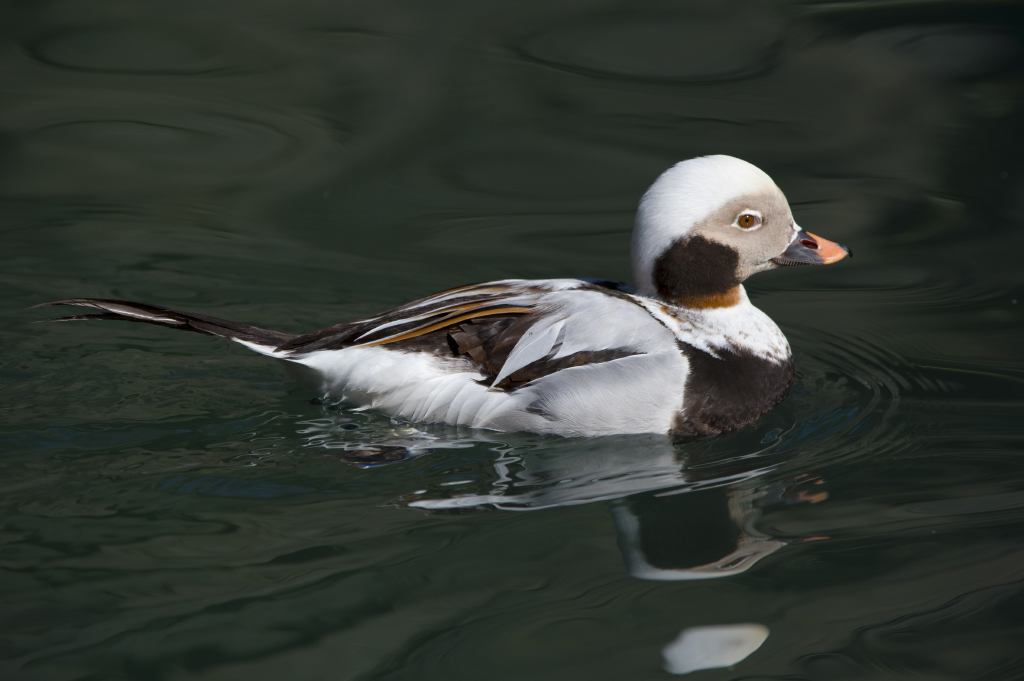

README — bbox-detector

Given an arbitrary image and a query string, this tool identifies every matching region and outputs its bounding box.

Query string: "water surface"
[2,0,1024,679]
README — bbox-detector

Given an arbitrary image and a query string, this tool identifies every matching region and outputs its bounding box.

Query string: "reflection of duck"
[612,487,787,581]
[406,433,825,579]
[407,434,694,509]
[39,156,848,438]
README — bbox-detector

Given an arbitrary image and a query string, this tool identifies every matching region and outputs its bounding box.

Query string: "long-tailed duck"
[38,155,849,439]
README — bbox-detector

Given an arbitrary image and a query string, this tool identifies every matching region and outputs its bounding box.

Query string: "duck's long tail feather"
[33,298,297,350]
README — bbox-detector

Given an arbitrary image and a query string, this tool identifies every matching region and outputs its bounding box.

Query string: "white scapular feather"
[489,316,566,389]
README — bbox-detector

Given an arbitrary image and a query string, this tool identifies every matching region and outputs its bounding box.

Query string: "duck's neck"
[664,286,742,310]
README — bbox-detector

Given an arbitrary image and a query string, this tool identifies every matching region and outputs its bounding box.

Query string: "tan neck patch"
[669,286,742,309]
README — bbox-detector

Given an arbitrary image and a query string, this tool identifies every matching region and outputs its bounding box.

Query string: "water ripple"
[25,25,261,75]
[516,1,785,82]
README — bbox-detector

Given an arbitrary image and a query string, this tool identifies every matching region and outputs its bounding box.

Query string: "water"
[2,0,1024,678]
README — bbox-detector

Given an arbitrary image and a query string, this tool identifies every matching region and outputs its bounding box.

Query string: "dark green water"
[3,1,1024,679]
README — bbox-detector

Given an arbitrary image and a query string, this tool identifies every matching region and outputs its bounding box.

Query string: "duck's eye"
[736,213,761,229]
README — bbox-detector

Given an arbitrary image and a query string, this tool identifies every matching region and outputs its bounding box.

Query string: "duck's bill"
[771,229,851,266]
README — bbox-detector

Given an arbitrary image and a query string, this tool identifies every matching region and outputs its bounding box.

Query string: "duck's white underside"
[239,279,789,437]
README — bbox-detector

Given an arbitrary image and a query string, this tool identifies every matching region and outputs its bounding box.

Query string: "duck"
[37,155,849,439]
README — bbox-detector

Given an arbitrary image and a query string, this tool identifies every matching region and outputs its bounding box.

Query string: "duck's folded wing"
[275,279,551,355]
[298,279,668,385]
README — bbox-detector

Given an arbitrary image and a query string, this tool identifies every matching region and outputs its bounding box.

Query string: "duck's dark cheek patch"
[654,235,740,300]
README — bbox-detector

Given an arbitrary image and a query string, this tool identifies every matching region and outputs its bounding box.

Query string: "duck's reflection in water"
[403,432,827,579]
[612,486,788,581]
[281,420,830,675]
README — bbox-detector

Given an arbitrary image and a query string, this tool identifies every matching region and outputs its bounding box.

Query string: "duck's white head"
[631,155,849,307]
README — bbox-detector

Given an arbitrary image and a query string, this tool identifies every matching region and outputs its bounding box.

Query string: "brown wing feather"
[445,314,642,390]
[274,282,550,354]
[355,306,533,348]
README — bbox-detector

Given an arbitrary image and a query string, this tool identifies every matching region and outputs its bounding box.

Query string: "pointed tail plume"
[34,298,297,350]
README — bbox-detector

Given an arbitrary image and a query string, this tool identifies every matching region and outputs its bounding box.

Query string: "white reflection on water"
[662,623,770,675]
[403,434,781,511]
